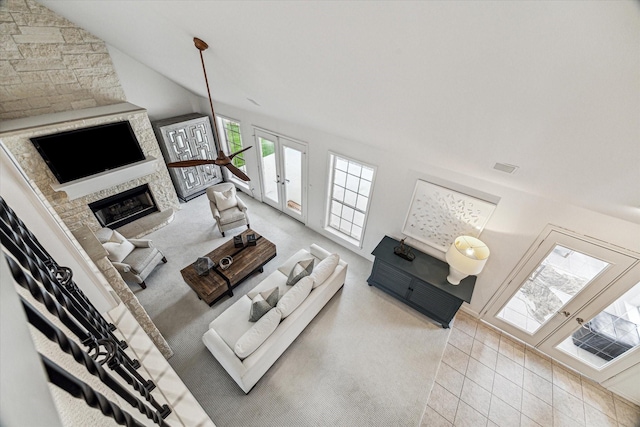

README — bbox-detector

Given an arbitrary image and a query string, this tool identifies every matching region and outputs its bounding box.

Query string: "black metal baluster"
[41,355,147,427]
[22,298,171,425]
[4,253,99,354]
[1,196,172,421]
[0,205,150,388]
[6,254,167,412]
[0,197,138,355]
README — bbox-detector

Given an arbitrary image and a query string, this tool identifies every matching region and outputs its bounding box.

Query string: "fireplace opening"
[89,184,159,229]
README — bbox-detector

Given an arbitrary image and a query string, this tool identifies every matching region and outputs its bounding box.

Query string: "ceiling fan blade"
[225,163,251,181]
[166,159,217,168]
[228,146,253,160]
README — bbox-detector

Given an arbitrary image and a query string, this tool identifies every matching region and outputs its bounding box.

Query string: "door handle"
[576,318,584,325]
[560,310,570,317]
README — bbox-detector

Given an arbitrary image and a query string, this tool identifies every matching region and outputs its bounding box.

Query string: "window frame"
[215,114,249,189]
[324,152,376,248]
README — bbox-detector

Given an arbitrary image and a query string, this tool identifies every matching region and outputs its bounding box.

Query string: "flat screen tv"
[30,121,146,184]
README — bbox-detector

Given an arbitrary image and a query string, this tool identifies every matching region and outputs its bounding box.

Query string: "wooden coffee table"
[180,229,276,306]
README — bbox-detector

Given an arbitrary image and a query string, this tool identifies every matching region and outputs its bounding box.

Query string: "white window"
[216,116,248,187]
[326,153,376,247]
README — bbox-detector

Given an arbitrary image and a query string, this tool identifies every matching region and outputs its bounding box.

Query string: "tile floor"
[421,311,640,427]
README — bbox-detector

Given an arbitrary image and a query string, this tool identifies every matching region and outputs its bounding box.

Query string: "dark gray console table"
[368,236,476,328]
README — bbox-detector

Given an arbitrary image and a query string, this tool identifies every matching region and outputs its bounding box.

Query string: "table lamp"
[445,236,490,285]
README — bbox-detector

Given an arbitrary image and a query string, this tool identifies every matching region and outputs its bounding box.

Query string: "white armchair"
[206,182,250,237]
[95,227,166,289]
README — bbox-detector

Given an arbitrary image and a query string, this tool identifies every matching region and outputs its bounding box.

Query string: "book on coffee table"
[233,235,244,248]
[247,233,256,246]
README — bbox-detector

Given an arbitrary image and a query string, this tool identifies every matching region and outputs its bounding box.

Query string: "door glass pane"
[260,137,278,204]
[556,282,640,368]
[283,146,302,214]
[497,245,610,334]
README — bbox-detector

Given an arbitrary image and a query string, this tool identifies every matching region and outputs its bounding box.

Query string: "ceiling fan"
[166,37,252,182]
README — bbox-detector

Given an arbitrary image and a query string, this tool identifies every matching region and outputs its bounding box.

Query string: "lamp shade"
[445,236,490,285]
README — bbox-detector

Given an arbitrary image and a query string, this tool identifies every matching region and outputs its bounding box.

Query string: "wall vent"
[493,162,519,174]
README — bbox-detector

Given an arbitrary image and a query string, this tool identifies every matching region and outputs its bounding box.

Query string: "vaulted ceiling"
[39,1,640,224]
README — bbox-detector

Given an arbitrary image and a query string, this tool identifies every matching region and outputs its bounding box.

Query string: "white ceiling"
[40,1,640,224]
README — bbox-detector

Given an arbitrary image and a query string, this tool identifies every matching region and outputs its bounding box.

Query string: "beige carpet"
[137,193,450,426]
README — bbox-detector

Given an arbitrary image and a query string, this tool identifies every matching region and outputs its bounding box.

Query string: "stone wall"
[0,0,179,360]
[0,0,126,120]
[1,106,181,234]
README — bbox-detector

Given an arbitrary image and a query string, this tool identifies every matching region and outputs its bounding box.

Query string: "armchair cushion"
[122,246,159,274]
[219,207,247,225]
[213,188,238,211]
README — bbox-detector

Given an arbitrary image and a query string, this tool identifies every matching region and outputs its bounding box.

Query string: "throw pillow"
[102,236,135,263]
[248,287,280,322]
[276,249,313,276]
[234,307,282,359]
[249,295,273,322]
[276,276,313,318]
[247,286,280,307]
[214,188,238,211]
[286,258,315,286]
[309,253,340,288]
[108,230,128,243]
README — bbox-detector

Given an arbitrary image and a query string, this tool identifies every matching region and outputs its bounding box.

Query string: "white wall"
[108,45,202,121]
[108,47,640,316]
[205,100,640,316]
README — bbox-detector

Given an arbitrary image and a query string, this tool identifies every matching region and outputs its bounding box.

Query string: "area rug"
[137,193,450,426]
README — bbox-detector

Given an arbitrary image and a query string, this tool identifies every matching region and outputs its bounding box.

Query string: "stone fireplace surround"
[0,102,181,358]
[0,102,180,234]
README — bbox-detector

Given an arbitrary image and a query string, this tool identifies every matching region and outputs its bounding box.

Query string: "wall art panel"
[402,180,497,252]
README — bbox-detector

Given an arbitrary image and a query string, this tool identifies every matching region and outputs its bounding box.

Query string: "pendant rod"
[194,37,223,154]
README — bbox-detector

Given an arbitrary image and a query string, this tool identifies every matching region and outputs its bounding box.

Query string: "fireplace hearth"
[89,184,158,229]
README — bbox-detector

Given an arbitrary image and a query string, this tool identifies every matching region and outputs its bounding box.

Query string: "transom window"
[216,116,247,185]
[326,153,375,246]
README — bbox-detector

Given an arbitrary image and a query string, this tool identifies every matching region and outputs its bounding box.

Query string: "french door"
[484,226,640,381]
[254,129,307,223]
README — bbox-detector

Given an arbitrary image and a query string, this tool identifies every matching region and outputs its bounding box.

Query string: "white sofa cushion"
[211,296,254,350]
[234,307,282,359]
[276,276,313,318]
[277,249,320,276]
[249,270,292,300]
[309,253,340,288]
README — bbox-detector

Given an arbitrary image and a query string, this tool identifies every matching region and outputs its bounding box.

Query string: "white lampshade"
[445,236,490,285]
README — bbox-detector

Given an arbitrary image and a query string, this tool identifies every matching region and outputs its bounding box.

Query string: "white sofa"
[202,244,347,393]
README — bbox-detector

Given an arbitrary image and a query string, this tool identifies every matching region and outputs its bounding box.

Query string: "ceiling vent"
[493,162,519,174]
